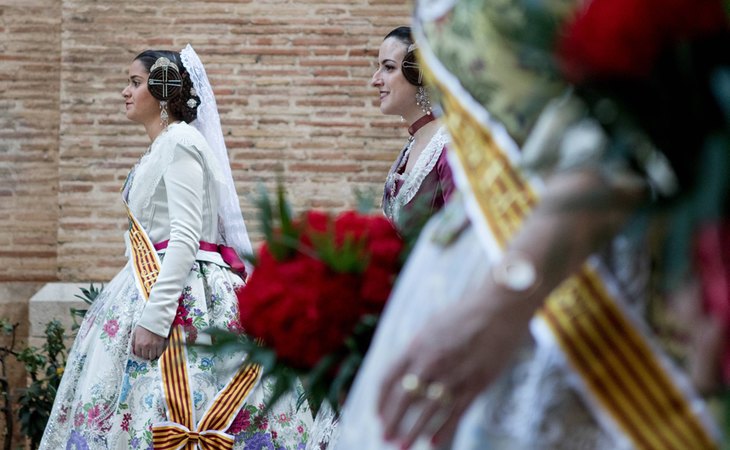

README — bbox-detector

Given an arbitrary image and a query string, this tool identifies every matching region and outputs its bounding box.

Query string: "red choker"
[408,113,435,136]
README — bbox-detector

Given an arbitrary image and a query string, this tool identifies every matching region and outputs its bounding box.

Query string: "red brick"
[2,0,411,289]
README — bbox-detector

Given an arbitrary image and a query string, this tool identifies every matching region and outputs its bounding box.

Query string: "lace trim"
[384,126,449,223]
[180,44,253,261]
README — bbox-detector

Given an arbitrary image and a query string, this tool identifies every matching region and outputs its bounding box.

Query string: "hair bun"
[401,49,423,86]
[147,57,183,101]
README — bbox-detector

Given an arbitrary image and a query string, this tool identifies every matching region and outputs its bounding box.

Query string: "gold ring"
[401,373,422,396]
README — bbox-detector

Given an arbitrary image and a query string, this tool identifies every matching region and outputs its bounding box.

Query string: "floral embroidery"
[229,408,252,434]
[243,432,275,450]
[66,430,89,450]
[126,360,150,379]
[121,413,132,432]
[172,286,208,344]
[102,319,119,338]
[193,391,203,409]
[41,261,311,449]
[73,411,85,428]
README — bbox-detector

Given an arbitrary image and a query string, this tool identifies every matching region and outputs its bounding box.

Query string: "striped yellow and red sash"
[416,28,718,450]
[124,200,261,449]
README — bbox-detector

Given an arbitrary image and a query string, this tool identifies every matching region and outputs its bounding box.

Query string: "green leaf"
[327,353,361,410]
[260,369,297,416]
[74,282,103,305]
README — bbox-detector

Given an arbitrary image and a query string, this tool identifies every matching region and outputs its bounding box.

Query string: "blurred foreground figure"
[336,0,730,448]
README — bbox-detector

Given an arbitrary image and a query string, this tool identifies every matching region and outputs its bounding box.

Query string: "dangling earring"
[416,86,432,115]
[160,100,169,128]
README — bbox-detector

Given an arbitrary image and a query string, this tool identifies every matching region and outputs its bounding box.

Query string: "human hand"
[132,325,168,360]
[377,282,535,449]
[667,279,727,394]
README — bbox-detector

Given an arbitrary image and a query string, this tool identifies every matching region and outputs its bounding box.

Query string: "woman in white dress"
[40,45,312,450]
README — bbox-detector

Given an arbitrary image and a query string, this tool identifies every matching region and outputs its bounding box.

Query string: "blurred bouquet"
[554,0,730,386]
[234,188,404,411]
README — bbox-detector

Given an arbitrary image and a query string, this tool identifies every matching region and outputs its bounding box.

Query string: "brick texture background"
[1,0,62,283]
[1,0,412,283]
[1,2,411,445]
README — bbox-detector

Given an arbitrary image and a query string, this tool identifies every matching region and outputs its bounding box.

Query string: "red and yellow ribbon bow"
[124,201,261,449]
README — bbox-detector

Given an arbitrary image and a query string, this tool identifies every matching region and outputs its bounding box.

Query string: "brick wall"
[2,0,412,282]
[0,0,62,282]
[3,4,414,445]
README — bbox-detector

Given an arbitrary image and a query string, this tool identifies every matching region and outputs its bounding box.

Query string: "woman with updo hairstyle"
[373,26,455,238]
[134,50,200,123]
[40,45,312,449]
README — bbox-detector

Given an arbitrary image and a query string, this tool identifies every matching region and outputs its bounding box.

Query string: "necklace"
[408,113,436,136]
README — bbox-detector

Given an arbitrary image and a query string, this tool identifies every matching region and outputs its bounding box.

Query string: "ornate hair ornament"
[147,57,183,101]
[401,43,423,86]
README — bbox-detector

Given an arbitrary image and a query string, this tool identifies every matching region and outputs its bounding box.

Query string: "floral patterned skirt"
[40,260,312,450]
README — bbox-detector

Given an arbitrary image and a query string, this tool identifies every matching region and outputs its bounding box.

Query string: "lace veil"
[180,44,253,265]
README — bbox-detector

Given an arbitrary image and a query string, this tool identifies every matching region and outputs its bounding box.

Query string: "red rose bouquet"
[558,0,727,82]
[234,188,404,411]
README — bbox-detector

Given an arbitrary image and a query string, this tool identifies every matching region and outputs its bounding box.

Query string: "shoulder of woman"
[163,123,210,157]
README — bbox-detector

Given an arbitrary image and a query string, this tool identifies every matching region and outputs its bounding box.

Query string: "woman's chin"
[380,105,397,117]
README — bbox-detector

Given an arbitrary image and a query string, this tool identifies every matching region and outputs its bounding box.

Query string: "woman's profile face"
[371,37,418,118]
[121,59,159,126]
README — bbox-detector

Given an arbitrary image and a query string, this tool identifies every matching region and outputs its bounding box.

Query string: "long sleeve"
[136,142,204,337]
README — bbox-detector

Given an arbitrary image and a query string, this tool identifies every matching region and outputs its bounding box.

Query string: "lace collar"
[383,126,449,223]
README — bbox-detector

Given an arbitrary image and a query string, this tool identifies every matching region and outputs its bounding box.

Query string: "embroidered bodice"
[382,126,453,231]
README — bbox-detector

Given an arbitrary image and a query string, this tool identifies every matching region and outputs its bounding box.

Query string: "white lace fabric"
[180,44,253,266]
[383,126,450,223]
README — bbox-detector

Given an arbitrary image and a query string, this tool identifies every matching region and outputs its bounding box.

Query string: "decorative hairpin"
[148,57,183,101]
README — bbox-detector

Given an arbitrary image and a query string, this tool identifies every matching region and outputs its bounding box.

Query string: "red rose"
[558,0,727,82]
[368,237,403,265]
[360,265,396,309]
[304,210,329,233]
[334,211,370,244]
[236,209,404,372]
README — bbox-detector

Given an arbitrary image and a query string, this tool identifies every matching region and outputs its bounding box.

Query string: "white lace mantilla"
[384,126,449,223]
